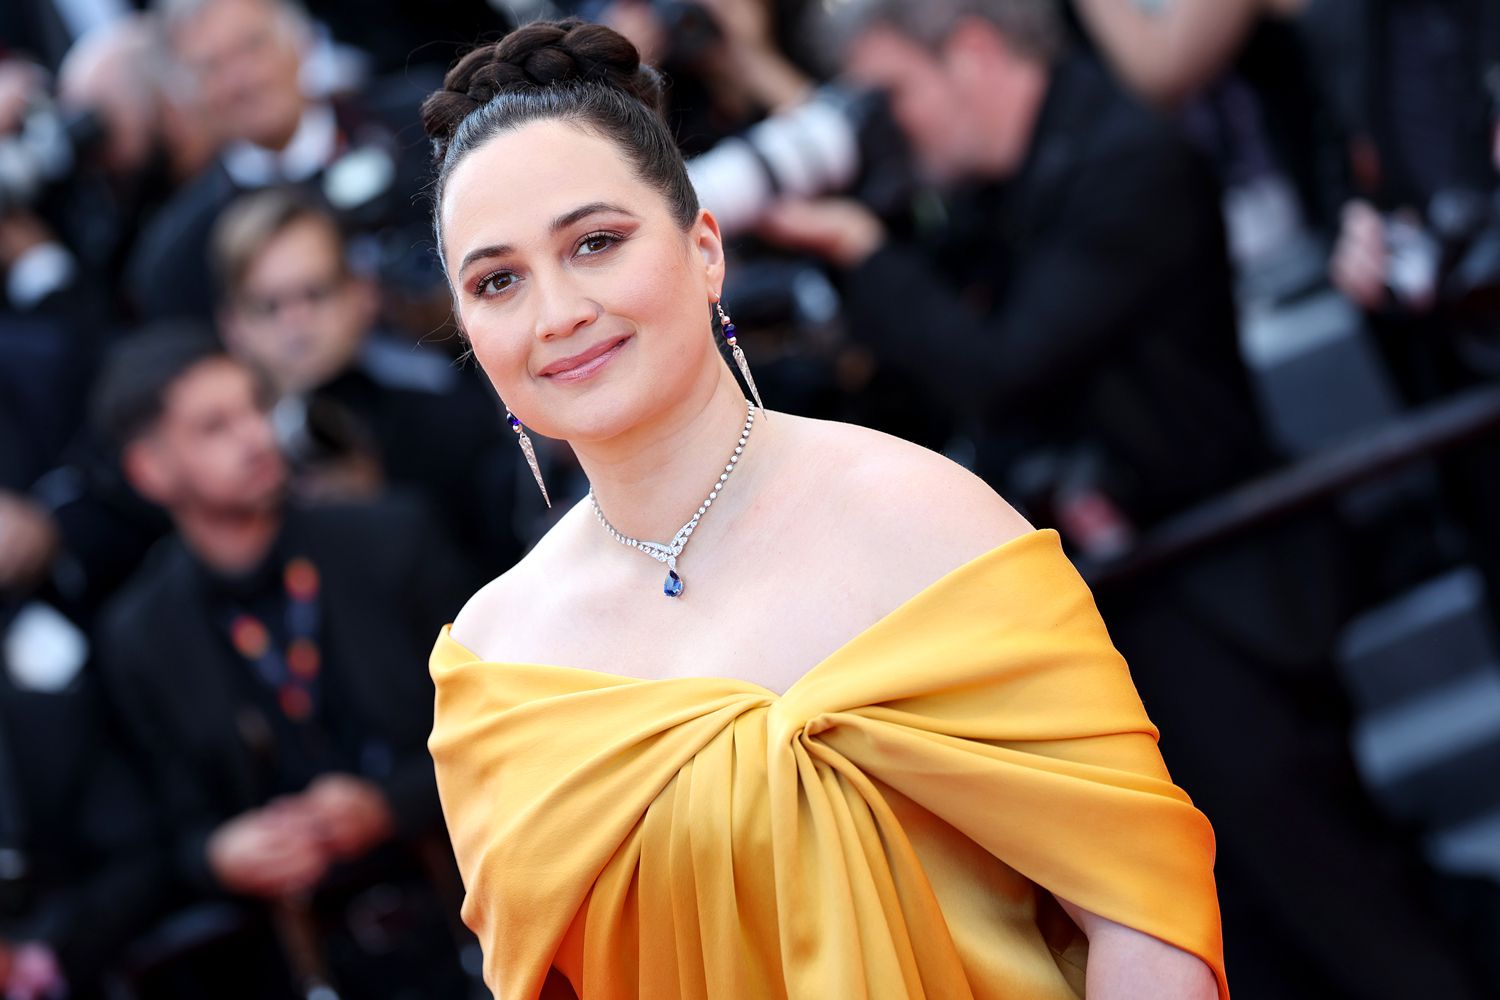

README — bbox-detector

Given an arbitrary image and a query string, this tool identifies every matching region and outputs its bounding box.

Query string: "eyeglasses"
[237,273,347,322]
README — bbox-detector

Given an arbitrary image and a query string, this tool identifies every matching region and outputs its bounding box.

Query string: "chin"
[534,375,682,445]
[529,395,639,444]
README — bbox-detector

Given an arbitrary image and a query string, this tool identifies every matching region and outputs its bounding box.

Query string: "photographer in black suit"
[759,0,1488,995]
[94,329,476,998]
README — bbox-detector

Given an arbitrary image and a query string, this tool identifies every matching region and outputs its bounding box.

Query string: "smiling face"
[440,119,726,443]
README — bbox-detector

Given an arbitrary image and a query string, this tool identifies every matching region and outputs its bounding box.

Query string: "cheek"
[171,447,211,493]
[460,248,700,394]
[460,307,531,401]
[272,52,301,95]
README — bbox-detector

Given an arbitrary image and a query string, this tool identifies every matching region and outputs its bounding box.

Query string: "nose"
[531,270,598,343]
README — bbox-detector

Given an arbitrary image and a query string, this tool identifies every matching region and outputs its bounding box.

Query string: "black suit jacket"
[845,54,1351,666]
[96,497,475,894]
[0,664,168,984]
[847,54,1264,526]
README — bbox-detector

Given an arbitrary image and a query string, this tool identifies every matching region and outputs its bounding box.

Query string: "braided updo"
[421,18,700,261]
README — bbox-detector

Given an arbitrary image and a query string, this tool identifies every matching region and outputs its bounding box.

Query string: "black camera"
[0,99,107,214]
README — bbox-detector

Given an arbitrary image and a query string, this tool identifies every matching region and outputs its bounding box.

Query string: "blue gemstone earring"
[715,300,766,415]
[507,409,551,508]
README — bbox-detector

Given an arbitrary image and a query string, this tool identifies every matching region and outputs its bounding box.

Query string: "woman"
[422,18,1226,1000]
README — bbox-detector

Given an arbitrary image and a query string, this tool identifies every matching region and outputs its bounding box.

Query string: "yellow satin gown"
[428,529,1228,999]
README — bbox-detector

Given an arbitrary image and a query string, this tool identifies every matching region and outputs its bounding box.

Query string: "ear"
[694,209,727,300]
[121,437,175,507]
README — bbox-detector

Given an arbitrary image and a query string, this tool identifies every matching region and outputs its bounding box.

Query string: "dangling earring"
[507,410,551,508]
[715,300,766,416]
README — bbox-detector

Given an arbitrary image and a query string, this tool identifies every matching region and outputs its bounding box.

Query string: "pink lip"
[538,335,631,382]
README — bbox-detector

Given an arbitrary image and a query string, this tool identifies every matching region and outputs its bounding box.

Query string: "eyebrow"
[456,201,639,276]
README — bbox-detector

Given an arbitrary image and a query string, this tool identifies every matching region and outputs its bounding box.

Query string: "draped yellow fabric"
[428,529,1228,999]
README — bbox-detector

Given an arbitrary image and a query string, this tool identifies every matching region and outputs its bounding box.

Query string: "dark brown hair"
[420,18,700,262]
[91,325,268,451]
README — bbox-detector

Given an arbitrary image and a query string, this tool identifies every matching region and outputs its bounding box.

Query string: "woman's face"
[440,120,725,443]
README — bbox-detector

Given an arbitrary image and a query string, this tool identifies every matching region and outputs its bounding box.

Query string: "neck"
[577,369,768,545]
[176,502,283,575]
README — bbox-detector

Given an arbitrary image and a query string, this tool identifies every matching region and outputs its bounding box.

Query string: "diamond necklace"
[588,399,757,598]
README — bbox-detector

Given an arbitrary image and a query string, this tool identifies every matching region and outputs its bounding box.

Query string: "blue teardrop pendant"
[663,569,684,598]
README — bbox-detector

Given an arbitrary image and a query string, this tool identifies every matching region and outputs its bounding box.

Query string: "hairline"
[118,352,253,450]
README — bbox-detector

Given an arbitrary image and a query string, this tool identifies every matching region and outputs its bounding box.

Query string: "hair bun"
[421,18,665,162]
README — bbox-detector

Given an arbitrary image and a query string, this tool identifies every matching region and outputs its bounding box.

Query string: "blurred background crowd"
[2,0,1500,997]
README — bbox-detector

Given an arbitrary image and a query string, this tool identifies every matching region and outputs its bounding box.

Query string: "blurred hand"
[1330,199,1389,311]
[758,198,887,269]
[0,213,55,272]
[0,493,60,593]
[297,774,394,861]
[599,0,668,67]
[0,61,45,135]
[692,0,812,111]
[207,802,329,897]
[691,0,774,53]
[2,941,65,1000]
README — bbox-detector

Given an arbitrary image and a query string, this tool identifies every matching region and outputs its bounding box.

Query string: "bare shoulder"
[448,499,591,659]
[787,415,1034,593]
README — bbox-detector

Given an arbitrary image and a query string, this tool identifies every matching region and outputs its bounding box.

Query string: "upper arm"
[449,564,534,661]
[845,430,1035,586]
[911,450,1035,554]
[1055,896,1220,1000]
[449,575,506,656]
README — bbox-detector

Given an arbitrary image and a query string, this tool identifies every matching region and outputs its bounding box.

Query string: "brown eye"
[577,232,620,256]
[477,271,515,296]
